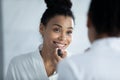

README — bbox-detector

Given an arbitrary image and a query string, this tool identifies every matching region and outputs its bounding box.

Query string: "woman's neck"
[40,46,57,77]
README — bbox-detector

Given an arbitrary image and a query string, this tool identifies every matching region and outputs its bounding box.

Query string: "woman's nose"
[58,33,67,41]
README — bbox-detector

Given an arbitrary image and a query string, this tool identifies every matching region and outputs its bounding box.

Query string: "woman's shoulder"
[10,49,39,67]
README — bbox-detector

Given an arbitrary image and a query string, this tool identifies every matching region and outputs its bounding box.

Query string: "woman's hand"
[54,48,67,62]
[41,48,67,76]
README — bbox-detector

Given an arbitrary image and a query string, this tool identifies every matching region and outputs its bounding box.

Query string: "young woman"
[6,0,75,80]
[57,0,120,80]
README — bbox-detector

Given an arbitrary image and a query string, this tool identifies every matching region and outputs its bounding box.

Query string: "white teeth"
[55,43,65,47]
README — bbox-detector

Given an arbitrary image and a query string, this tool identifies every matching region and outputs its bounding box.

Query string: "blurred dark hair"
[41,0,75,26]
[88,0,120,36]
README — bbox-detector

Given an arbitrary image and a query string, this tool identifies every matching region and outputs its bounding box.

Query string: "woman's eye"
[53,28,60,32]
[67,31,73,35]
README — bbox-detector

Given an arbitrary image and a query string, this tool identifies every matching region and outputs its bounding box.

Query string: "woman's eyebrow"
[67,27,73,30]
[53,24,62,28]
[53,24,73,29]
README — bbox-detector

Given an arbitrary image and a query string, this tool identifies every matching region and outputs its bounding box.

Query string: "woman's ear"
[87,15,96,43]
[87,15,92,28]
[39,23,45,36]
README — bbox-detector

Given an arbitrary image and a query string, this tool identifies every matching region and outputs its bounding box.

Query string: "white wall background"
[2,0,91,78]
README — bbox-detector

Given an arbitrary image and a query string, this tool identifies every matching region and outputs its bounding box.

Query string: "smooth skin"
[40,15,74,76]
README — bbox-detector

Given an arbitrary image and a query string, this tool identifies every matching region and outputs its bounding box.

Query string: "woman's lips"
[53,41,66,49]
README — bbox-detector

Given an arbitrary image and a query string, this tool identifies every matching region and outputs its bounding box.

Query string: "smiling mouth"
[53,41,66,49]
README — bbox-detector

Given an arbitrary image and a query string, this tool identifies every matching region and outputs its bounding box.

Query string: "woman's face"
[40,15,74,50]
[87,15,96,43]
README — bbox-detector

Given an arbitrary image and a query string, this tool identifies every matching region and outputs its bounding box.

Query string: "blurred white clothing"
[58,37,120,80]
[6,45,58,80]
